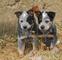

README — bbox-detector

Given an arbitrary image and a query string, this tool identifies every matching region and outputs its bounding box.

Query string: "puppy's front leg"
[18,36,25,56]
[29,38,38,56]
[32,38,38,50]
[50,37,57,49]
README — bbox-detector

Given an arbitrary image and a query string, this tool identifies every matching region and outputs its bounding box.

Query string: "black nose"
[23,26,27,29]
[41,25,44,29]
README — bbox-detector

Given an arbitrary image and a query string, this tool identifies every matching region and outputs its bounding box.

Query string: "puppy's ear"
[27,9,34,16]
[15,11,22,18]
[47,12,56,21]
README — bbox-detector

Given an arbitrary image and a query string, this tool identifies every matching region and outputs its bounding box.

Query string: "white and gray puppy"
[15,10,38,55]
[35,10,57,49]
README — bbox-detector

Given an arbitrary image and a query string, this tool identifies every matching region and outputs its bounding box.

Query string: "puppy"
[35,10,57,50]
[15,10,38,55]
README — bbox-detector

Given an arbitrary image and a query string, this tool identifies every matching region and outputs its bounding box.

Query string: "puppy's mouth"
[22,23,34,31]
[40,27,46,32]
[39,27,47,33]
[40,26,51,34]
[41,28,49,32]
[41,29,46,33]
[23,27,32,31]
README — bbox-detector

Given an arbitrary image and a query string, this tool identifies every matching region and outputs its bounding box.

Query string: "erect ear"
[27,9,34,16]
[15,11,22,18]
[47,11,56,21]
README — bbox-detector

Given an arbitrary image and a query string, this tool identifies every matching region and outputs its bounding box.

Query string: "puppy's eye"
[45,20,49,23]
[21,20,23,22]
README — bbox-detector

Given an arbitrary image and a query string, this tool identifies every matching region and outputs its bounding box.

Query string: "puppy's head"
[36,11,55,32]
[15,10,34,30]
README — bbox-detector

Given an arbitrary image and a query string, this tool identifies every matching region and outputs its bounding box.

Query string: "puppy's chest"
[21,31,30,36]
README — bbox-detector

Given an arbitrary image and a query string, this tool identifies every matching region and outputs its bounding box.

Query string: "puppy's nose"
[23,26,27,29]
[41,25,44,29]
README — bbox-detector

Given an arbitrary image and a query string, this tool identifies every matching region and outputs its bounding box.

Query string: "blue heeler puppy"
[15,10,38,55]
[35,10,57,50]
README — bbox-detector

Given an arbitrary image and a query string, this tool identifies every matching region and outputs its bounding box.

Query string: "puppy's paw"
[18,48,24,57]
[50,47,59,54]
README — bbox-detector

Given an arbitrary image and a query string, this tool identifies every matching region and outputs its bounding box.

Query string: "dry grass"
[0,31,62,60]
[0,35,62,60]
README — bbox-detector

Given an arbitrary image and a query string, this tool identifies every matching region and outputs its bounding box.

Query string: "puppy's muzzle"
[41,25,45,29]
[23,26,27,29]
